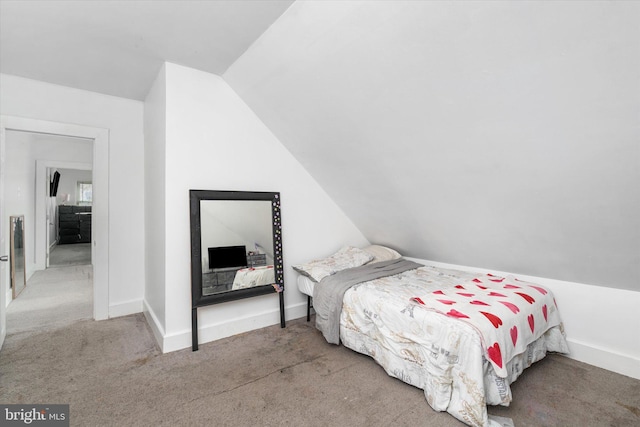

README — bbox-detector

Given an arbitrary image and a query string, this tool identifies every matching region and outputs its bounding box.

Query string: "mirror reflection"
[10,215,27,299]
[190,190,285,351]
[200,200,275,295]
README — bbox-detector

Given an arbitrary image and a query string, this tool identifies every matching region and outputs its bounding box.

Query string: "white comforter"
[339,265,569,427]
[231,265,275,290]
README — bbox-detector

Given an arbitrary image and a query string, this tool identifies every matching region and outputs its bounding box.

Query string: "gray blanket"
[313,258,423,344]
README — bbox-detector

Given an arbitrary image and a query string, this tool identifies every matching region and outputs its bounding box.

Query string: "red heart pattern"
[499,301,520,314]
[410,274,558,377]
[488,342,503,368]
[529,285,548,295]
[528,314,535,332]
[480,311,503,328]
[516,292,535,304]
[488,292,507,297]
[457,292,475,297]
[446,309,470,319]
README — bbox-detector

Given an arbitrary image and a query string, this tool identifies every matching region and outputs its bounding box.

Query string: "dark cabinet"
[202,268,241,295]
[58,205,92,244]
[247,254,267,267]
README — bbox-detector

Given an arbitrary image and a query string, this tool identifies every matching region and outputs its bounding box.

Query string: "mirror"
[190,190,285,351]
[10,215,26,299]
[200,199,275,295]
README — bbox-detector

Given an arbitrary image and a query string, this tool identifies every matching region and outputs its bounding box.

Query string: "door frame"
[0,116,109,348]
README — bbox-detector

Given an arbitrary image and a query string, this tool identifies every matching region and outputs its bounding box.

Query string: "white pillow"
[293,246,374,282]
[362,245,402,263]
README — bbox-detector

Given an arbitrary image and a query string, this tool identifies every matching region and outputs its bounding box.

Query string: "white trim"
[143,295,307,353]
[567,339,640,380]
[163,303,301,354]
[284,300,309,322]
[406,257,640,380]
[0,124,6,350]
[0,115,110,321]
[143,299,166,352]
[109,299,143,319]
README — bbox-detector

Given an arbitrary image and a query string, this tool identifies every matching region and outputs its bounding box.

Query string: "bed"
[231,265,276,290]
[294,246,569,427]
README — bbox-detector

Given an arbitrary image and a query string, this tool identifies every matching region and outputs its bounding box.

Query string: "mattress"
[297,274,315,297]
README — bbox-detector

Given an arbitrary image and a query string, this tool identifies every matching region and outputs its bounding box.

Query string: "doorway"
[0,116,109,349]
[40,165,93,269]
[3,132,94,333]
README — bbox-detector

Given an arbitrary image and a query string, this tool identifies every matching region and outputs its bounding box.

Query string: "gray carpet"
[49,243,91,267]
[6,265,92,334]
[1,313,639,427]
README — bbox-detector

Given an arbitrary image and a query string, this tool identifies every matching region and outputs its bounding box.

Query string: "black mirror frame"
[190,189,285,351]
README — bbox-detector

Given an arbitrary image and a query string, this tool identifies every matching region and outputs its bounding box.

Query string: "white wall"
[3,131,93,292]
[54,168,92,206]
[224,0,640,292]
[145,63,368,352]
[143,64,167,341]
[0,74,145,318]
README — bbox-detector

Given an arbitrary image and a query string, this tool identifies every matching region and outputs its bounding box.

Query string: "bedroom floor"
[1,313,638,426]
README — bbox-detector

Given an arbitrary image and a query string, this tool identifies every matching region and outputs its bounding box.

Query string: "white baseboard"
[142,299,166,352]
[109,299,143,318]
[159,301,309,354]
[406,257,640,380]
[284,300,309,322]
[565,338,640,380]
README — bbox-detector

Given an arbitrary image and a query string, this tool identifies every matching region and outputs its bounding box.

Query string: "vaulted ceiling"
[0,0,294,100]
[223,1,639,291]
[1,1,638,290]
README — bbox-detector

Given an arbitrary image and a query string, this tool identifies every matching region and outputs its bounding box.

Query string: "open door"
[0,123,7,349]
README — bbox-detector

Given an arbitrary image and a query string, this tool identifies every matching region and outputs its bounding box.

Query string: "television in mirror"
[190,190,285,351]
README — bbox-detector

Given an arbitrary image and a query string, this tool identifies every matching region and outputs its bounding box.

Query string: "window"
[77,182,93,205]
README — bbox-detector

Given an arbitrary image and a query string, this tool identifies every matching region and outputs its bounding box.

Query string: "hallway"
[49,243,91,267]
[6,257,92,336]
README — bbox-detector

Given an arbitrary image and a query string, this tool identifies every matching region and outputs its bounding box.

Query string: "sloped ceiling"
[224,1,640,290]
[0,0,294,100]
[1,1,638,291]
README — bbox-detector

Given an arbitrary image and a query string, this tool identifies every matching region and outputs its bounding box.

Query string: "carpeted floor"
[1,312,639,427]
[1,265,639,426]
[5,265,93,335]
[49,243,91,267]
